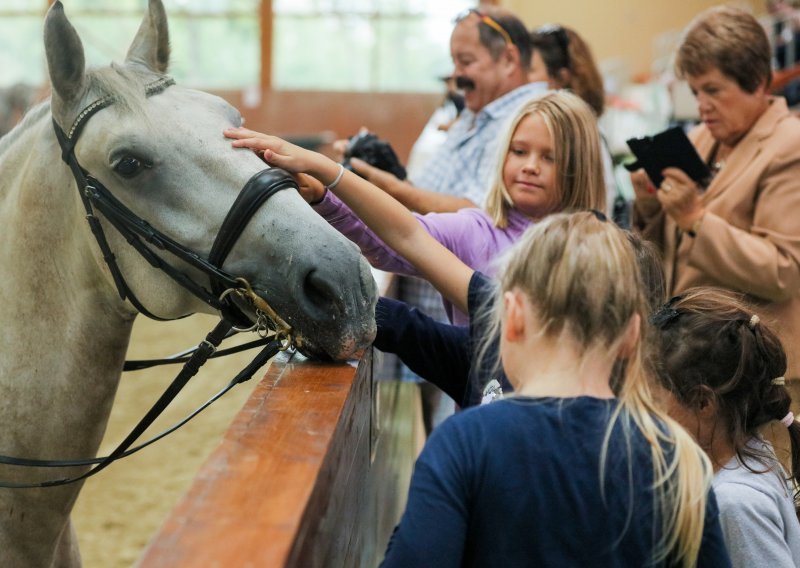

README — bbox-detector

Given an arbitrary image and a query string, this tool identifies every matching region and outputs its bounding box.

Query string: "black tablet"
[625,126,712,188]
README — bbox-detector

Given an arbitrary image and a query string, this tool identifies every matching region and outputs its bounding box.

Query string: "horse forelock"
[0,64,166,158]
[85,64,159,120]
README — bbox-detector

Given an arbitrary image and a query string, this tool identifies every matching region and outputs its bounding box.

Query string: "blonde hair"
[484,90,606,228]
[480,212,712,566]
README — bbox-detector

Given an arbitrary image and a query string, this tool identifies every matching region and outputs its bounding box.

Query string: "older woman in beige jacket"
[633,7,800,393]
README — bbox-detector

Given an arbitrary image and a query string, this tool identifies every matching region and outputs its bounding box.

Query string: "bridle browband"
[0,75,298,488]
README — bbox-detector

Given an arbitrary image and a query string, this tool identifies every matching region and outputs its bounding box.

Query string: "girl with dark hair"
[528,24,605,117]
[652,287,800,567]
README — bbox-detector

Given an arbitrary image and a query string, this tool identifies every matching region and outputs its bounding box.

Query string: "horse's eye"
[114,156,147,178]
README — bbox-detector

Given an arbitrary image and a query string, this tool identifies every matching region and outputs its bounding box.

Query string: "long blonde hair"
[482,212,712,566]
[484,90,606,228]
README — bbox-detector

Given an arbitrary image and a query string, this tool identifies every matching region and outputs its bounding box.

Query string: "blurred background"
[4,0,799,163]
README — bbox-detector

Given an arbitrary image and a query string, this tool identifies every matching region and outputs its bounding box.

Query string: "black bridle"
[0,76,297,488]
[52,76,295,327]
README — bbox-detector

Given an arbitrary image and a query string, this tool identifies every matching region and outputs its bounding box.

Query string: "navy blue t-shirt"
[381,397,731,567]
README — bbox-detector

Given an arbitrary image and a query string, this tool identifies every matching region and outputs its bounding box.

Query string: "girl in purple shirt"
[227,90,607,325]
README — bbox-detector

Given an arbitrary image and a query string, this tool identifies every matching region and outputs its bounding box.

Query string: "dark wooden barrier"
[137,349,419,567]
[773,63,800,95]
[214,89,442,164]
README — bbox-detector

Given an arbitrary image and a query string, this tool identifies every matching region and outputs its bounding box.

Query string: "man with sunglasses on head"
[351,5,544,214]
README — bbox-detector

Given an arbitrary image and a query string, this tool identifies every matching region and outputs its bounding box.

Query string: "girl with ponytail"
[220,127,731,564]
[652,288,800,567]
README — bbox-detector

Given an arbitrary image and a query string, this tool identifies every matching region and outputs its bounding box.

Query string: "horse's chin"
[230,295,376,362]
[297,332,376,362]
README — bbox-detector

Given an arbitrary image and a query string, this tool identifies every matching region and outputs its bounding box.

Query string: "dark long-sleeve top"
[374,271,510,407]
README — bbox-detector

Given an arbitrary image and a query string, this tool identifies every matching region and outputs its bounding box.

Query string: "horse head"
[44,0,377,360]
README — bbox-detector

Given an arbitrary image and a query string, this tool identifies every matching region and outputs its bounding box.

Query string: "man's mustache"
[455,76,475,91]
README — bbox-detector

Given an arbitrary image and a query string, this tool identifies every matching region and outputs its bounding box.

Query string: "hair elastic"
[325,164,345,191]
[772,376,786,386]
[781,412,795,428]
[749,314,760,328]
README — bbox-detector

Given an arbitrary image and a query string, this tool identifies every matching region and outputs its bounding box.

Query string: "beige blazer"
[635,97,800,378]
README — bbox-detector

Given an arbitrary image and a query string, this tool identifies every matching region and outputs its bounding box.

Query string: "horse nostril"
[302,268,343,316]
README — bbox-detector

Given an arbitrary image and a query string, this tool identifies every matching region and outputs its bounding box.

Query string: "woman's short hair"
[675,6,772,92]
[530,25,605,117]
[484,90,606,228]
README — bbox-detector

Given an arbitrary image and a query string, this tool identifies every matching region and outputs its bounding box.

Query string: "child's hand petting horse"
[294,173,327,204]
[224,127,341,191]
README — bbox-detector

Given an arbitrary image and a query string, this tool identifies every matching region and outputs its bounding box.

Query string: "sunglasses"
[454,8,514,47]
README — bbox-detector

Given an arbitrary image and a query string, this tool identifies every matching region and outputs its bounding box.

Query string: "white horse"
[0,1,377,565]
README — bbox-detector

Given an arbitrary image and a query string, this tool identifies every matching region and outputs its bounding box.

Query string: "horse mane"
[0,64,164,156]
[86,63,161,118]
[0,101,50,155]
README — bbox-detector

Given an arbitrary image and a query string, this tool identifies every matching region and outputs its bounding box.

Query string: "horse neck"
[0,105,135,412]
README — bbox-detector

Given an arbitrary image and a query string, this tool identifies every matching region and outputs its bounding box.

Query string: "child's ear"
[503,290,526,342]
[693,385,718,418]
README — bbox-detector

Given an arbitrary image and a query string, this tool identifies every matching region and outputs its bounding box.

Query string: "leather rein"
[0,76,297,488]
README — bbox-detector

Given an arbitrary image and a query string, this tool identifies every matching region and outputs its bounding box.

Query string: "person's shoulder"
[472,396,616,425]
[443,398,544,427]
[713,468,786,517]
[468,270,496,310]
[758,97,800,143]
[455,207,494,226]
[773,115,800,150]
[484,82,547,118]
[424,401,510,451]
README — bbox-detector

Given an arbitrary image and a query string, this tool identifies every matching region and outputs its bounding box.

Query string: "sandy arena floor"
[71,314,268,568]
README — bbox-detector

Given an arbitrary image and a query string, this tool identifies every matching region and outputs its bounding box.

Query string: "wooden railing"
[137,346,419,567]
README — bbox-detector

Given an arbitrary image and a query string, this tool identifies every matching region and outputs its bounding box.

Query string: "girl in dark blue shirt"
[226,133,730,566]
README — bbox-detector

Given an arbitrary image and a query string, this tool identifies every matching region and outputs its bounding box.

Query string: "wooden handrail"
[137,348,419,567]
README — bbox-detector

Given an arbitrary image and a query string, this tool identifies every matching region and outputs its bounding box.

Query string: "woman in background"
[632,7,800,407]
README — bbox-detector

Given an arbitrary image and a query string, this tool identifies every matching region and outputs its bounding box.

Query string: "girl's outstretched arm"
[225,127,474,312]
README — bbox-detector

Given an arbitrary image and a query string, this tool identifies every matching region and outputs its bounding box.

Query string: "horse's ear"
[125,0,170,74]
[44,1,86,105]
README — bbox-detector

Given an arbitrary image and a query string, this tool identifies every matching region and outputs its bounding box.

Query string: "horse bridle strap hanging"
[0,322,290,488]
